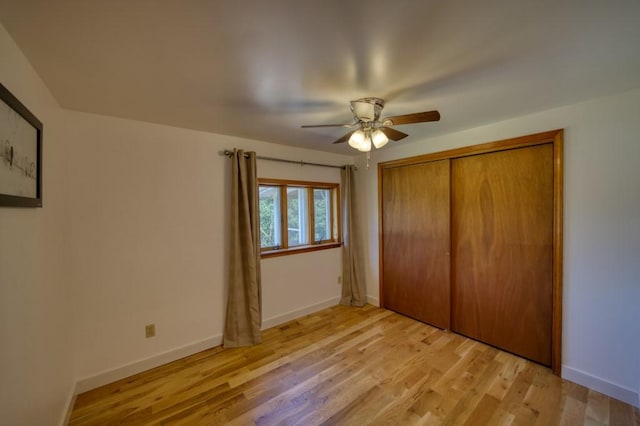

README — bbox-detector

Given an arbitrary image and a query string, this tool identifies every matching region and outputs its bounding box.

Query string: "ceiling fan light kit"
[348,127,389,152]
[302,97,440,153]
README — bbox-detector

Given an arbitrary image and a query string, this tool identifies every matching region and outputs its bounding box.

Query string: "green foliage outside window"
[260,197,276,247]
[259,186,279,248]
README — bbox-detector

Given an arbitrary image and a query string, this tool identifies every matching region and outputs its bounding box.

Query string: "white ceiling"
[1,0,639,154]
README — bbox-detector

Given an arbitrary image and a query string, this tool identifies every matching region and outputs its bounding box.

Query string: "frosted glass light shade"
[348,130,370,152]
[358,137,372,152]
[371,129,389,148]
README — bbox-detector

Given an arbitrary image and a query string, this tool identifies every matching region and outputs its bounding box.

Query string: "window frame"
[258,178,342,258]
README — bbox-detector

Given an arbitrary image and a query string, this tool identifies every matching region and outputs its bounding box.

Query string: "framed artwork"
[0,82,43,207]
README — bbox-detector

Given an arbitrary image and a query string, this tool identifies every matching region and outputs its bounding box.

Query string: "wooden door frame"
[378,129,563,375]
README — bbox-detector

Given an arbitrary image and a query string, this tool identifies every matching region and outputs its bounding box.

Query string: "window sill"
[261,242,342,259]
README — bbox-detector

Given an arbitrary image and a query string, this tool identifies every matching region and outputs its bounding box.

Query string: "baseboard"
[562,365,639,408]
[74,298,341,395]
[59,381,78,426]
[75,335,222,394]
[262,296,340,329]
[367,295,380,307]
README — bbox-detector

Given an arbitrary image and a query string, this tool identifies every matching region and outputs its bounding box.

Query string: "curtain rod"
[222,150,349,170]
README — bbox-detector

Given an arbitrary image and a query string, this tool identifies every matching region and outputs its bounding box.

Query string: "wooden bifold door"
[379,130,563,372]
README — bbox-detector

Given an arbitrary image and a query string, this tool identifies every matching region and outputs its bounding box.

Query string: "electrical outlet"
[145,324,155,338]
[337,275,342,284]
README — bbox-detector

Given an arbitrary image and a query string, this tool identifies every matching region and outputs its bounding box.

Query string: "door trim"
[377,129,563,375]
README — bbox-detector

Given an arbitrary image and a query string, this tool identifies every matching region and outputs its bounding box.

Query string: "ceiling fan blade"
[301,123,356,128]
[333,130,356,144]
[383,110,440,126]
[380,127,409,141]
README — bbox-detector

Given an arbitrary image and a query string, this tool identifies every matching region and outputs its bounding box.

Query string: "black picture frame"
[0,82,43,207]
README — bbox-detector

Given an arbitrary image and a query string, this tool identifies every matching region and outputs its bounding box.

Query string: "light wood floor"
[70,304,639,425]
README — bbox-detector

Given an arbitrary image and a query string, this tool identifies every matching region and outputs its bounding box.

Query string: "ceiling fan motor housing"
[350,97,385,122]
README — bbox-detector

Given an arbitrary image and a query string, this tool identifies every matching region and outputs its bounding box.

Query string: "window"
[287,186,308,246]
[259,179,341,257]
[258,185,282,248]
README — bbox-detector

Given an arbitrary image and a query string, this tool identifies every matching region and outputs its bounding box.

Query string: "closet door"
[451,144,553,365]
[381,159,451,329]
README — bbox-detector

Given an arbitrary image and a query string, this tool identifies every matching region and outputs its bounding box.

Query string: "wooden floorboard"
[69,305,639,425]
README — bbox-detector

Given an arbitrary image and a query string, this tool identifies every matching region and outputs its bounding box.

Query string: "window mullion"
[280,186,288,249]
[328,191,332,241]
[328,191,332,240]
[334,186,340,243]
[308,187,315,244]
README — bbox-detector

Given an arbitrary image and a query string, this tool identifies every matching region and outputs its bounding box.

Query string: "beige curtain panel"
[340,165,367,307]
[223,149,262,347]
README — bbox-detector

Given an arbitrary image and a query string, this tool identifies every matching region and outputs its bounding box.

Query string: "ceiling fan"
[301,97,440,152]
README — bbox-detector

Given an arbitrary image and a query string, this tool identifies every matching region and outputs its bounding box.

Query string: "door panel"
[382,160,451,329]
[451,144,553,365]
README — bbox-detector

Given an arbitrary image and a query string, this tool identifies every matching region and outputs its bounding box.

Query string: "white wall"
[63,110,351,390]
[0,25,74,425]
[357,88,640,407]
